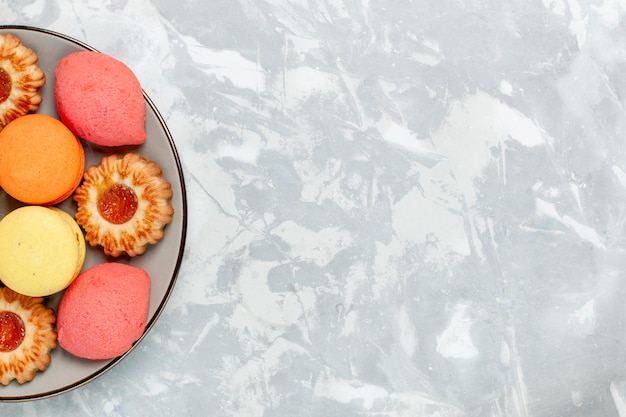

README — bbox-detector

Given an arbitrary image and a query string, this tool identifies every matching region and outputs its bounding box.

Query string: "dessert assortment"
[0,33,175,385]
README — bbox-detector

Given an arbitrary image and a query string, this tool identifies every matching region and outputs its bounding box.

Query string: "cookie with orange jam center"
[0,287,57,385]
[0,33,46,129]
[73,153,174,257]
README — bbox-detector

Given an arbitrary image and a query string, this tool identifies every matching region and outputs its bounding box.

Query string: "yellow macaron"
[0,206,86,297]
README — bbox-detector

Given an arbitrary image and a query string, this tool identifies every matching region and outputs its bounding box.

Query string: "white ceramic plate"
[0,25,187,401]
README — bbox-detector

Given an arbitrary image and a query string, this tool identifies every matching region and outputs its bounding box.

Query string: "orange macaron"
[0,113,85,205]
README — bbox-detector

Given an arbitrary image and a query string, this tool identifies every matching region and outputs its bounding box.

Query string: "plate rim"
[0,24,188,402]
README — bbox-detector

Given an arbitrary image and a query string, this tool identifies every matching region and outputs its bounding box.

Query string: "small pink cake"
[57,262,150,360]
[54,51,146,147]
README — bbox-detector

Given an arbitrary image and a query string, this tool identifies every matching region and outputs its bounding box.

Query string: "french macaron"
[54,51,146,147]
[0,206,86,297]
[57,262,150,360]
[0,113,85,205]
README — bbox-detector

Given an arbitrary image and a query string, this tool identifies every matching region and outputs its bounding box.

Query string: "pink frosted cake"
[56,262,150,360]
[54,51,146,147]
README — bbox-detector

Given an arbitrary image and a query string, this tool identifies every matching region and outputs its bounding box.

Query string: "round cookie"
[0,33,46,129]
[0,287,57,385]
[57,263,151,360]
[0,206,86,297]
[0,113,85,205]
[54,51,146,147]
[74,152,174,257]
